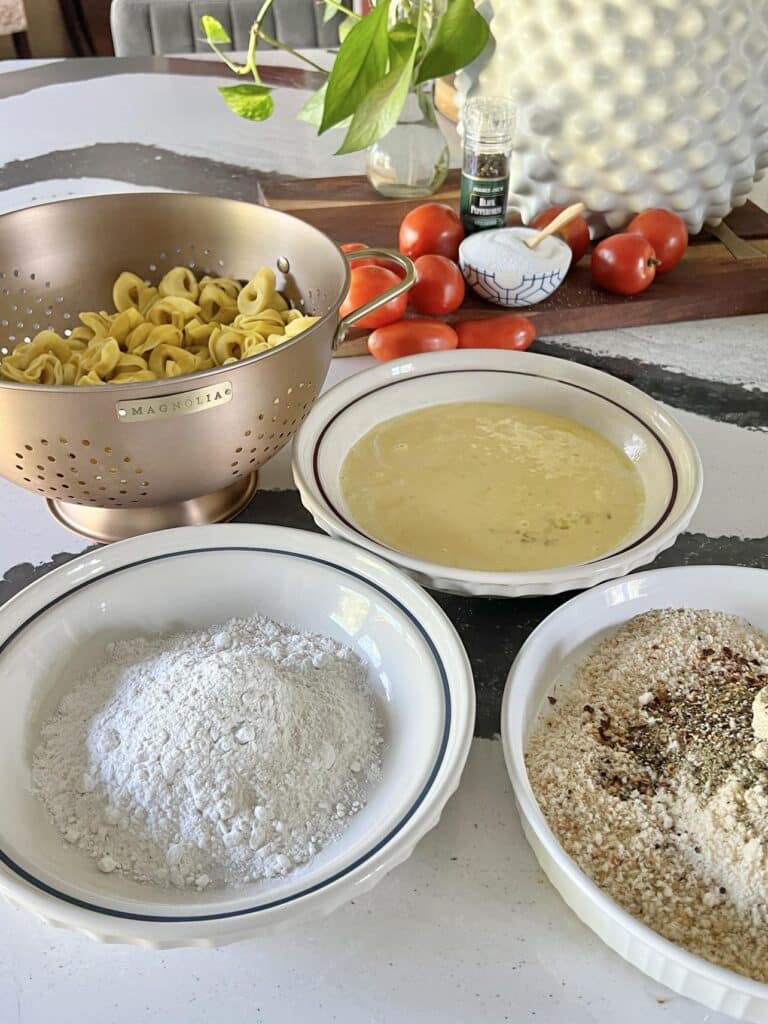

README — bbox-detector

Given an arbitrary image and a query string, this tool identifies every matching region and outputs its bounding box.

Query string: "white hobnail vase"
[456,0,768,235]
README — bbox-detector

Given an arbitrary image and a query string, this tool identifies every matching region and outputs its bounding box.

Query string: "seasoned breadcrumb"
[527,608,768,981]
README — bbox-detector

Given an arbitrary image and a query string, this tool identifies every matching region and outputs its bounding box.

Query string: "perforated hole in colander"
[227,383,316,474]
[11,439,153,508]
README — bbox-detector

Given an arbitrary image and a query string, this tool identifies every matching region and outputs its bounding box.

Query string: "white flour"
[33,614,383,890]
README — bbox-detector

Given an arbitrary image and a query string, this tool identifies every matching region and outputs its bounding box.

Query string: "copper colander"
[0,194,411,542]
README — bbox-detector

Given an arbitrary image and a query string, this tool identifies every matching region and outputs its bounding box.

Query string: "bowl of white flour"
[0,524,474,946]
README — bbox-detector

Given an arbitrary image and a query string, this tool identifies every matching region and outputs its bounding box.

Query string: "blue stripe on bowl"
[463,264,564,305]
[0,546,452,923]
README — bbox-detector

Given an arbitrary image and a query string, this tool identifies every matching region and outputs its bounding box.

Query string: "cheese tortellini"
[1,266,319,386]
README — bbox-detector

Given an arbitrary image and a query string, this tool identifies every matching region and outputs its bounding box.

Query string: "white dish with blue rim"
[292,349,702,598]
[0,524,474,947]
[502,565,768,1023]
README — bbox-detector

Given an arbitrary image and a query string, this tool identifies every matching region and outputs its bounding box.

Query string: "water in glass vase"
[366,83,450,199]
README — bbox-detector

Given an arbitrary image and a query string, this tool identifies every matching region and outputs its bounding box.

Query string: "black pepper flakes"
[597,641,768,796]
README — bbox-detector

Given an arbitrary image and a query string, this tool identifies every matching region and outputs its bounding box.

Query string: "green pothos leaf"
[297,82,328,127]
[218,84,274,121]
[319,0,390,134]
[388,20,417,68]
[337,43,416,154]
[200,14,230,45]
[415,0,490,84]
[338,14,356,43]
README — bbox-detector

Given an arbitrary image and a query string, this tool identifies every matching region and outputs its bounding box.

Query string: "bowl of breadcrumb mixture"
[503,567,768,1022]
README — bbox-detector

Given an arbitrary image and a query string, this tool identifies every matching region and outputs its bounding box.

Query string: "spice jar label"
[460,174,509,232]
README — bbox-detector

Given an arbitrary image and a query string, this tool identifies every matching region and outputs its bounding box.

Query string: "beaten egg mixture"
[340,402,644,572]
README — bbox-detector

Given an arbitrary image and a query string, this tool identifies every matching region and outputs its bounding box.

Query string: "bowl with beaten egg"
[292,350,702,598]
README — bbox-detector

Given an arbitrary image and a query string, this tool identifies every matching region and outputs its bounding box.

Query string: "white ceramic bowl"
[502,565,768,1023]
[458,226,572,306]
[0,524,474,947]
[292,350,702,597]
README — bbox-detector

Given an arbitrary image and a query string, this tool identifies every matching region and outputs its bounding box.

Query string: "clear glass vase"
[366,82,450,199]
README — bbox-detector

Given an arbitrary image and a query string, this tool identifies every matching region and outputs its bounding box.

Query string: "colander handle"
[333,249,415,350]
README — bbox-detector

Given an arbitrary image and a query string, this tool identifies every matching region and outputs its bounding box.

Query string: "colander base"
[46,474,258,543]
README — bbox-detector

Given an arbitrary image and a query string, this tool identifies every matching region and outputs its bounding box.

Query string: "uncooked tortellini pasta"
[0,266,319,386]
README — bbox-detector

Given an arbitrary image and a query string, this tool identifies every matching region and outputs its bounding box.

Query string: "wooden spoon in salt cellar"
[525,202,587,250]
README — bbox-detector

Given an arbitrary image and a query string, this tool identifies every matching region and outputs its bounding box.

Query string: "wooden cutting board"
[262,171,768,357]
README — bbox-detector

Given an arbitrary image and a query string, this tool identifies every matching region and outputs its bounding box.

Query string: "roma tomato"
[626,208,688,274]
[398,203,465,261]
[410,255,465,315]
[455,315,536,351]
[340,242,406,279]
[339,265,408,330]
[591,234,660,296]
[531,206,590,264]
[368,319,458,362]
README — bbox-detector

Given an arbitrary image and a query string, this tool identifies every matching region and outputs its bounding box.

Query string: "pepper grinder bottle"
[460,97,516,234]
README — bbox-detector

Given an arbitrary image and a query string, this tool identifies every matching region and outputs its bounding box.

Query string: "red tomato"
[339,265,409,329]
[409,255,465,315]
[455,315,536,351]
[368,319,458,361]
[398,203,465,261]
[591,234,660,296]
[531,206,590,264]
[626,209,688,274]
[340,242,406,279]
